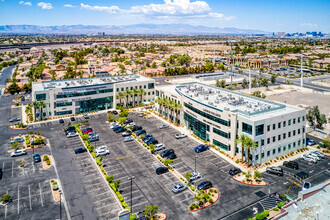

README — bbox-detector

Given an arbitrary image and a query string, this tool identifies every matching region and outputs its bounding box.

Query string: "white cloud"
[81,0,233,20]
[64,4,75,8]
[300,23,318,28]
[37,2,52,9]
[19,1,32,6]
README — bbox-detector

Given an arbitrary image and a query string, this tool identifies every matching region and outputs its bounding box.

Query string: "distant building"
[278,32,285,37]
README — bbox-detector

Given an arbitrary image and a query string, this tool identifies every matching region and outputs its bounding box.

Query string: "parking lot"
[89,115,196,219]
[34,115,122,220]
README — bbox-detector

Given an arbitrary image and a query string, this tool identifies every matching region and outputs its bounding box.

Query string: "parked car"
[82,128,93,135]
[138,113,145,117]
[266,167,283,176]
[311,151,325,159]
[122,130,132,137]
[175,133,187,139]
[113,125,122,131]
[132,125,142,132]
[67,132,78,138]
[160,149,174,158]
[302,181,312,190]
[10,138,24,143]
[144,136,154,143]
[109,122,119,129]
[302,154,317,163]
[95,149,109,156]
[194,144,209,153]
[229,167,242,176]
[33,154,41,163]
[75,148,87,154]
[21,97,25,101]
[306,139,316,146]
[197,181,213,190]
[70,117,75,121]
[142,134,153,142]
[125,119,133,124]
[147,139,158,146]
[167,153,177,160]
[96,145,108,151]
[158,124,168,129]
[172,184,187,193]
[9,117,21,122]
[156,167,168,175]
[112,110,118,115]
[115,127,126,133]
[136,130,146,136]
[64,126,76,134]
[88,134,99,142]
[189,172,201,182]
[11,149,27,157]
[124,137,134,142]
[308,153,321,161]
[155,143,165,151]
[83,114,89,119]
[283,161,299,170]
[59,119,64,124]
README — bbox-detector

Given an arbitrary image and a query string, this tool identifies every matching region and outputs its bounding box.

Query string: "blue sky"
[0,0,329,32]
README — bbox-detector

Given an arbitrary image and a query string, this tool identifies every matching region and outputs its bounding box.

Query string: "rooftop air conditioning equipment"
[204,96,208,100]
[224,107,230,111]
[215,99,219,104]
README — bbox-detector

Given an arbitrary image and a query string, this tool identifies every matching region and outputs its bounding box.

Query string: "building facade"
[155,83,306,166]
[32,74,155,118]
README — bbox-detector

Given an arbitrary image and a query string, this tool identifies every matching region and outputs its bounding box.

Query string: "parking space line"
[12,161,14,178]
[28,185,32,210]
[2,162,4,172]
[17,186,20,214]
[94,197,112,204]
[39,183,44,207]
[95,204,112,210]
[33,163,35,173]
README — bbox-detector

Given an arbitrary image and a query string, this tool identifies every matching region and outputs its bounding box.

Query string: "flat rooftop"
[33,74,152,91]
[175,82,297,118]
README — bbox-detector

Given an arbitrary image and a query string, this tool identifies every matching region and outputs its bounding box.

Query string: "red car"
[82,128,93,135]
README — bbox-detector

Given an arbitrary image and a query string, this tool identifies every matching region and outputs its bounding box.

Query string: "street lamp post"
[128,176,135,214]
[59,190,62,220]
[194,155,198,191]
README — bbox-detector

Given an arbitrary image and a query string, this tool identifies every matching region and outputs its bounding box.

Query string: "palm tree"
[245,137,257,167]
[137,88,146,105]
[236,134,248,162]
[155,97,164,114]
[132,88,139,107]
[173,102,183,124]
[32,101,40,121]
[124,89,132,107]
[163,97,170,119]
[116,91,125,107]
[39,100,47,121]
[168,99,175,122]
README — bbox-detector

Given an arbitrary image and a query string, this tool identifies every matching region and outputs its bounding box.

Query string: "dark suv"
[156,167,168,175]
[266,167,283,176]
[283,161,299,170]
[197,181,212,190]
[229,167,241,176]
[160,149,174,158]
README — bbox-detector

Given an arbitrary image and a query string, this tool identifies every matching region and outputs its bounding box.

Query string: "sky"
[0,0,329,32]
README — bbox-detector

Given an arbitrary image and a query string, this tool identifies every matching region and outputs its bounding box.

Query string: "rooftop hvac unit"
[215,99,219,104]
[224,107,230,111]
[194,92,199,97]
[204,96,208,100]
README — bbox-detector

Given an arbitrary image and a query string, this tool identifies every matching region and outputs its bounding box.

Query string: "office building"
[155,83,306,166]
[32,74,155,118]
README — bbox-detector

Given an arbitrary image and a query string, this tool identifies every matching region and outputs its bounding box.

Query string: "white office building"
[155,82,306,166]
[32,74,155,118]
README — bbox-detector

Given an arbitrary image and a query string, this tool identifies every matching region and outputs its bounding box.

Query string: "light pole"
[59,190,62,220]
[300,56,303,87]
[128,176,135,214]
[228,40,236,85]
[194,155,198,191]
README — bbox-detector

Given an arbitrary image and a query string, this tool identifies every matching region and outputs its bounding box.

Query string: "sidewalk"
[21,105,27,124]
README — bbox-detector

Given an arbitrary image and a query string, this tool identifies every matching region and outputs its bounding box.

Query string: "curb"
[232,176,267,186]
[190,188,220,212]
[157,212,167,220]
[10,127,27,130]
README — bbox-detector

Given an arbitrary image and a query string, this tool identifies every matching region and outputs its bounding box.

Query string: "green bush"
[122,202,130,210]
[163,158,173,166]
[273,207,279,211]
[91,152,96,158]
[116,191,124,202]
[129,214,136,220]
[1,194,11,202]
[96,158,102,166]
[110,182,117,192]
[25,135,30,144]
[189,203,197,210]
[255,213,264,220]
[277,202,284,208]
[106,175,114,183]
[264,210,269,216]
[43,155,49,160]
[208,198,213,203]
[46,159,51,165]
[100,166,106,175]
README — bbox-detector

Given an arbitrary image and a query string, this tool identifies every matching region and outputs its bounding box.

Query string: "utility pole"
[300,56,303,87]
[249,66,251,94]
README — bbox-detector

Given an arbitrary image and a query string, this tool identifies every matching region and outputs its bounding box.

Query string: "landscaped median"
[189,188,219,212]
[72,124,130,213]
[50,179,60,202]
[42,155,52,170]
[233,170,267,186]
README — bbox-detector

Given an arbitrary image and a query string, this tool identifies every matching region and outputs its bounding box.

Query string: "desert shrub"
[106,175,114,183]
[1,194,11,202]
[273,207,279,211]
[43,155,49,160]
[46,160,51,165]
[277,202,284,208]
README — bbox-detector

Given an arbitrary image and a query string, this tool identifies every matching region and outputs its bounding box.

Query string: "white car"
[172,184,188,193]
[301,154,317,163]
[312,151,325,159]
[95,149,109,156]
[158,124,169,129]
[175,133,187,139]
[138,113,145,117]
[155,143,165,151]
[11,149,27,157]
[308,153,320,161]
[129,122,135,126]
[67,132,78,138]
[124,137,134,142]
[96,145,108,152]
[189,172,201,182]
[109,122,119,128]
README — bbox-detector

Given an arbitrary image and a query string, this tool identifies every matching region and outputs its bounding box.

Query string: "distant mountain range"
[0,24,270,35]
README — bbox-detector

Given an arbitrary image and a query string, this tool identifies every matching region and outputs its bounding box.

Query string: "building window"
[255,124,264,136]
[303,127,305,133]
[242,123,253,135]
[298,129,301,134]
[293,142,296,148]
[288,132,291,137]
[278,147,281,153]
[298,117,301,123]
[273,136,276,142]
[148,92,150,95]
[288,119,291,125]
[55,110,72,116]
[303,139,305,144]
[273,149,276,155]
[36,93,46,101]
[56,89,113,99]
[261,152,264,158]
[255,155,259,161]
[213,128,230,139]
[184,112,210,141]
[293,118,296,124]
[121,88,124,91]
[267,138,270,144]
[283,133,286,139]
[278,122,281,129]
[302,116,305,121]
[288,144,291,149]
[267,125,270,132]
[278,135,281,141]
[152,91,154,95]
[148,83,154,89]
[144,85,146,89]
[267,151,270,157]
[293,130,296,136]
[55,102,72,107]
[273,124,276,130]
[283,145,286,151]
[116,88,119,92]
[283,121,286,127]
[261,139,264,146]
[298,140,301,146]
[213,139,229,151]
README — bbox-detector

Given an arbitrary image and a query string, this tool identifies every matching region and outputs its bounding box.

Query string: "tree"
[261,77,269,88]
[245,137,257,167]
[39,100,46,121]
[144,205,158,220]
[116,91,125,107]
[132,88,139,107]
[307,106,327,129]
[7,82,21,94]
[173,102,183,124]
[108,112,114,122]
[124,89,132,107]
[12,142,20,150]
[236,134,248,161]
[271,74,277,85]
[137,88,146,105]
[32,101,40,121]
[151,62,157,68]
[185,172,192,182]
[1,194,11,203]
[242,77,248,89]
[251,77,258,88]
